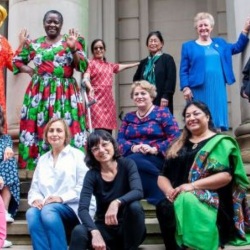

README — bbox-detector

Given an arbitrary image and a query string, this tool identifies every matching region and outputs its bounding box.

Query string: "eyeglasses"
[94,46,104,51]
[91,141,111,153]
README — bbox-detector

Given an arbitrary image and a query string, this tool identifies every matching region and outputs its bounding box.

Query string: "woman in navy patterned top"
[117,80,180,206]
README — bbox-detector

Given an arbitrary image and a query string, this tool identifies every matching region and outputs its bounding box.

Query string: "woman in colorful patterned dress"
[117,80,180,206]
[13,10,88,170]
[157,101,250,250]
[83,39,139,134]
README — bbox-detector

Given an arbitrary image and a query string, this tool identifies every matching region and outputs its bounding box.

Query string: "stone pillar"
[6,0,89,136]
[226,0,250,168]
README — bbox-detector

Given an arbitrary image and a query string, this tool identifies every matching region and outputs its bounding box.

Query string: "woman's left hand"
[67,28,80,51]
[160,98,169,107]
[243,17,250,34]
[105,200,120,225]
[171,183,194,200]
[4,147,14,161]
[139,144,158,155]
[44,196,63,205]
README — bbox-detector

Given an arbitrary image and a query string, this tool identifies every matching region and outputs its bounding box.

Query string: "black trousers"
[156,198,180,250]
[69,201,146,250]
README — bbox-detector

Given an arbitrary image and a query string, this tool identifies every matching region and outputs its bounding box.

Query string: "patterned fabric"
[188,134,250,240]
[0,35,13,131]
[0,135,20,216]
[143,53,162,85]
[117,106,180,157]
[13,35,88,170]
[86,58,119,130]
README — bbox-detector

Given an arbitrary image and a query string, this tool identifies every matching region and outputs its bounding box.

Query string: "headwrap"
[0,5,7,28]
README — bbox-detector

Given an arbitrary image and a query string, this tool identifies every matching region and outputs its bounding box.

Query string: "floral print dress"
[0,135,20,216]
[13,35,88,170]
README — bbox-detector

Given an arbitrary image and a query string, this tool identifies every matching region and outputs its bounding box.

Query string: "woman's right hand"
[91,230,106,250]
[183,87,193,102]
[32,199,44,210]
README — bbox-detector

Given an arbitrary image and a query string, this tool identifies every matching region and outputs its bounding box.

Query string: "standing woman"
[133,31,176,114]
[0,5,13,133]
[13,10,88,170]
[83,39,139,134]
[26,118,96,250]
[180,12,250,131]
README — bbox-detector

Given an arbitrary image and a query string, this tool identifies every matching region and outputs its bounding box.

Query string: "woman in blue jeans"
[69,130,146,250]
[26,118,96,250]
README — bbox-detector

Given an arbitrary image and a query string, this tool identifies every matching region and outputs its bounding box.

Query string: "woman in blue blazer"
[180,12,250,131]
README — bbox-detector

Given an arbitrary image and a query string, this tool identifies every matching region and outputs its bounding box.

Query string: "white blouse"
[28,145,96,217]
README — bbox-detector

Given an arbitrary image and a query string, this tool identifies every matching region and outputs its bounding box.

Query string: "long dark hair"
[166,100,216,158]
[85,130,121,170]
[90,39,107,62]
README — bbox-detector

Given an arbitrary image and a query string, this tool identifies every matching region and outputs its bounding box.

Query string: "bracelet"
[191,182,196,190]
[131,145,135,152]
[116,199,121,205]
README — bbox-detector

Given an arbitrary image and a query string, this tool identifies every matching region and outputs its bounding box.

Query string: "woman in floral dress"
[13,10,88,170]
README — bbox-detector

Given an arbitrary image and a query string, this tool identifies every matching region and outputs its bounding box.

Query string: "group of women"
[1,5,250,250]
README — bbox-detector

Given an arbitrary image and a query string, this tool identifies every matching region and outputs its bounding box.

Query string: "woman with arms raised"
[69,130,146,250]
[26,118,95,250]
[157,101,250,250]
[13,10,88,170]
[180,12,250,131]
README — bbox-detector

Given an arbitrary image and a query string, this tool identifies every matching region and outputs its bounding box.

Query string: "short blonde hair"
[194,12,215,28]
[43,118,71,145]
[130,80,157,99]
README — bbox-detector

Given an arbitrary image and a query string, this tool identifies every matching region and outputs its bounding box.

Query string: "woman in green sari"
[157,101,250,250]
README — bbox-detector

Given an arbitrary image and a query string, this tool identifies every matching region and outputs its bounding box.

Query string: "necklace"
[137,105,154,118]
[192,143,198,149]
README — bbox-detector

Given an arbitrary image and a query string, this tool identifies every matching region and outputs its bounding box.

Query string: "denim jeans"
[69,201,146,250]
[26,203,79,250]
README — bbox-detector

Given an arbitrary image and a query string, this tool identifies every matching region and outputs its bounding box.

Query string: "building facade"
[1,0,250,157]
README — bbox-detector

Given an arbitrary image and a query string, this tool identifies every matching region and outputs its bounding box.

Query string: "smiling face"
[43,13,63,39]
[91,139,114,164]
[147,35,163,55]
[184,104,210,135]
[92,40,106,59]
[132,86,153,109]
[47,120,66,151]
[196,18,213,40]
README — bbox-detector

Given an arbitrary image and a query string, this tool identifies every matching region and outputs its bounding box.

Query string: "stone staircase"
[6,169,250,249]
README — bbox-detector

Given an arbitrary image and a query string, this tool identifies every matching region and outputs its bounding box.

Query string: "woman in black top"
[69,130,146,250]
[133,31,176,114]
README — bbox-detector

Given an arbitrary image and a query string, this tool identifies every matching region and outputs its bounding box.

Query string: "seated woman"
[157,101,250,250]
[0,105,20,224]
[69,130,146,250]
[26,118,96,250]
[117,80,180,206]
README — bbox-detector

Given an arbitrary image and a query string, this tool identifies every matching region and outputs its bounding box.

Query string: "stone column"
[226,0,250,168]
[6,0,89,137]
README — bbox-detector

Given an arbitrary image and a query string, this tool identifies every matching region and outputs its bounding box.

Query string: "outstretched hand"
[67,28,80,50]
[243,17,250,34]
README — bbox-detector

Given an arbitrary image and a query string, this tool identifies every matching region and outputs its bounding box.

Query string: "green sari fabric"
[143,53,162,85]
[174,134,250,249]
